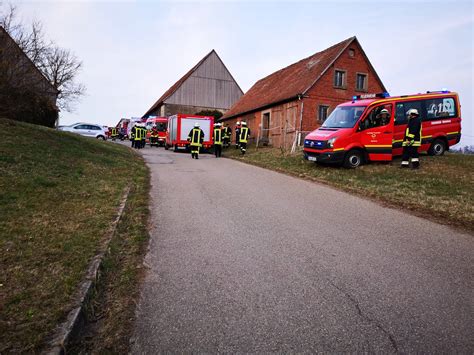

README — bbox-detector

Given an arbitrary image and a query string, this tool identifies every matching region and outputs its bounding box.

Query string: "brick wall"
[302,41,385,132]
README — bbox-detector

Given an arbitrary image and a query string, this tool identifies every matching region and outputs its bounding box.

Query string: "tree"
[0,2,85,113]
[195,109,223,120]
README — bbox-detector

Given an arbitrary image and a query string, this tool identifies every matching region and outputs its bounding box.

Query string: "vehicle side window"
[92,126,101,130]
[424,97,456,120]
[74,125,86,129]
[361,104,392,130]
[395,100,422,126]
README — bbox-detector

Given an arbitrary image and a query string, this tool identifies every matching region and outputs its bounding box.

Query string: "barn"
[220,36,386,149]
[142,50,243,118]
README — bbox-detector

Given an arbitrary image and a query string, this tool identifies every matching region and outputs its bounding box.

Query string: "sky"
[16,0,474,146]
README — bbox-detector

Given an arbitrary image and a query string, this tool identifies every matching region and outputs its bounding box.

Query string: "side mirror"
[358,120,364,131]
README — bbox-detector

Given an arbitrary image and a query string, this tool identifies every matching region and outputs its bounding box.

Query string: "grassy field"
[0,118,149,352]
[225,146,474,232]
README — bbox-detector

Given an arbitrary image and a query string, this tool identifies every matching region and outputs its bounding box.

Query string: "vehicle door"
[359,103,394,161]
[73,124,89,136]
[393,100,423,155]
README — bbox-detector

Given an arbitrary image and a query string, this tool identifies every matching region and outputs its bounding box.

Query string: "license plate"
[308,156,317,162]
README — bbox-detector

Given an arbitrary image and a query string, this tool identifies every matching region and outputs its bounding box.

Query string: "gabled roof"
[222,36,386,120]
[142,49,243,117]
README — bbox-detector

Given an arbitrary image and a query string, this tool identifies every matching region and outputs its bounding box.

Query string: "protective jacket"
[239,127,250,143]
[214,128,222,145]
[403,116,422,147]
[188,128,204,146]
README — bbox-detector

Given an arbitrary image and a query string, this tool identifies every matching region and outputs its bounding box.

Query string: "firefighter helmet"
[241,121,247,126]
[236,121,241,125]
[380,109,390,115]
[406,108,419,116]
[194,122,200,127]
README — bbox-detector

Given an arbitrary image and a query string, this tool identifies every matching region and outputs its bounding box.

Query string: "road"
[131,146,473,353]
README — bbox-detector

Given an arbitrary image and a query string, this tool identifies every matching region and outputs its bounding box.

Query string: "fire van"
[145,116,167,146]
[303,91,461,168]
[165,114,214,151]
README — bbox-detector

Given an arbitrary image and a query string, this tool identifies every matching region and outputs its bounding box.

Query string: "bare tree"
[41,46,85,111]
[0,2,85,112]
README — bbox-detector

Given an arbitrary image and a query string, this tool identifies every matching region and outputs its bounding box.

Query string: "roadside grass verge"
[225,146,474,232]
[0,118,149,352]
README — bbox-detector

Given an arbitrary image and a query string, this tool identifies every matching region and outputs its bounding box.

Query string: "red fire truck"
[165,114,214,151]
[303,91,461,168]
[145,117,168,146]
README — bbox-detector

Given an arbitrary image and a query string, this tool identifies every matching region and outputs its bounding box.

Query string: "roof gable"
[222,36,384,119]
[143,50,243,117]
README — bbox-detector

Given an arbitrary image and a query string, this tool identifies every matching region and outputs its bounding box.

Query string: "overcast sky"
[17,0,474,146]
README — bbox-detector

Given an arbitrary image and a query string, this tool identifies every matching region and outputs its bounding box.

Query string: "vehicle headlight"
[327,137,337,148]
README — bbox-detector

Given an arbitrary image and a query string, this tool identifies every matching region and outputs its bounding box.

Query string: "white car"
[58,123,107,140]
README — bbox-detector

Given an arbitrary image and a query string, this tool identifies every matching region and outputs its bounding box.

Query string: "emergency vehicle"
[145,117,167,146]
[165,114,214,151]
[303,91,461,168]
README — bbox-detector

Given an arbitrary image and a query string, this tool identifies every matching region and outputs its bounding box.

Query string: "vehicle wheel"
[343,150,363,169]
[97,135,106,140]
[428,139,446,156]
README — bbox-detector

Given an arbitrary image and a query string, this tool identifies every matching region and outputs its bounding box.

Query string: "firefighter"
[401,108,422,169]
[239,121,250,155]
[134,124,142,149]
[213,123,223,158]
[187,122,204,159]
[111,126,118,141]
[235,121,241,149]
[130,125,137,148]
[222,123,231,148]
[141,125,147,148]
[150,125,159,147]
[378,108,390,126]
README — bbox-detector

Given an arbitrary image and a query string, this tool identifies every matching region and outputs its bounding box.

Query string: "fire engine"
[303,90,461,168]
[165,114,214,151]
[145,117,167,146]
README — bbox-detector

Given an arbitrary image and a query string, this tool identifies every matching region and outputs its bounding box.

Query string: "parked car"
[58,123,107,140]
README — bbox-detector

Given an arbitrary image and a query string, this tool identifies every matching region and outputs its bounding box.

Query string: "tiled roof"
[222,36,363,119]
[142,50,215,117]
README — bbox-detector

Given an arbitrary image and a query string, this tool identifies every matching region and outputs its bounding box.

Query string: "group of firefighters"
[186,121,251,159]
[128,123,161,149]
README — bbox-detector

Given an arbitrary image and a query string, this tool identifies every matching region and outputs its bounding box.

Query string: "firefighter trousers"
[401,146,420,168]
[214,144,222,157]
[240,142,247,155]
[190,145,200,159]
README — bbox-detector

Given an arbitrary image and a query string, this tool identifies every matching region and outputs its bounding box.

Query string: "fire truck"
[303,91,461,168]
[145,117,168,146]
[165,114,214,151]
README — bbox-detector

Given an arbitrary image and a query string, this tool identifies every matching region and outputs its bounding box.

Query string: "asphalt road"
[131,146,473,353]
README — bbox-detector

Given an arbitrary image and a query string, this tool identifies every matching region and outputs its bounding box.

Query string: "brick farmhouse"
[220,36,386,148]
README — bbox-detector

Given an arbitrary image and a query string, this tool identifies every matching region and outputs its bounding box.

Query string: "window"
[322,106,366,128]
[356,73,367,91]
[89,125,101,130]
[360,104,392,130]
[334,70,346,88]
[349,49,355,58]
[425,97,456,120]
[74,124,87,130]
[395,100,423,126]
[318,105,329,122]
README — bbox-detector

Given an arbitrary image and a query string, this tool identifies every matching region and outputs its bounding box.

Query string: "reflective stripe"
[240,127,249,143]
[401,161,409,165]
[411,158,419,162]
[214,128,222,144]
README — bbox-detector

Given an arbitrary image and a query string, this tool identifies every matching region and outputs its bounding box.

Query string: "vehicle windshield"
[146,122,167,131]
[322,106,366,128]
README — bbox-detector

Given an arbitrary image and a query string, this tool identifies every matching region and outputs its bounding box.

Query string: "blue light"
[441,88,449,93]
[316,142,322,145]
[352,96,357,101]
[382,92,390,98]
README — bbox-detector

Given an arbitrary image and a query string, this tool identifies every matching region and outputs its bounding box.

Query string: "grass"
[225,146,474,232]
[0,118,149,352]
